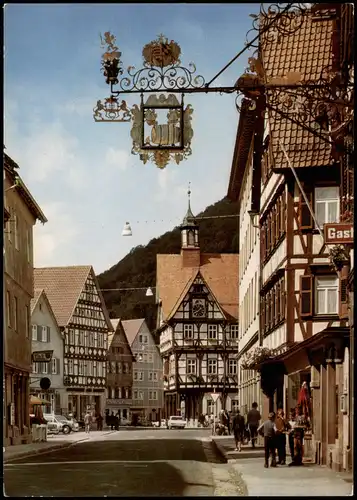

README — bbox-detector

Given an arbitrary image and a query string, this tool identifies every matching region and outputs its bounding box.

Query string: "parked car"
[59,415,79,432]
[43,414,73,434]
[167,416,186,430]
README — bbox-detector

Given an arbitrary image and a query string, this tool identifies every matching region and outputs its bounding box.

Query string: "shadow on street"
[4,438,222,496]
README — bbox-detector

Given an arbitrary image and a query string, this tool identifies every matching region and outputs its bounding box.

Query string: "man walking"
[258,412,277,468]
[247,402,261,448]
[84,411,92,434]
[232,410,246,452]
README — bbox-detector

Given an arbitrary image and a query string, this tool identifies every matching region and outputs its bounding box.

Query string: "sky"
[4,3,258,275]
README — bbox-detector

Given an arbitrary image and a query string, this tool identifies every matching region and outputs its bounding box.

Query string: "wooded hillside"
[97,197,239,337]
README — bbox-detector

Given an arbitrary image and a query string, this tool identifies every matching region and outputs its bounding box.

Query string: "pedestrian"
[258,412,277,468]
[289,405,305,466]
[110,411,115,430]
[232,410,245,452]
[247,402,261,448]
[286,408,296,464]
[96,412,103,431]
[84,411,92,434]
[275,407,287,465]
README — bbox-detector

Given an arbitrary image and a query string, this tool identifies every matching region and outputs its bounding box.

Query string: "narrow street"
[4,430,241,497]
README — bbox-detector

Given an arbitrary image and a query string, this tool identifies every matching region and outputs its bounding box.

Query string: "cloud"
[105,147,130,170]
[33,201,79,267]
[4,116,87,191]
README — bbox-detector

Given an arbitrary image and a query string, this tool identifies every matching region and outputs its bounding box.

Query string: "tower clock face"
[192,298,205,318]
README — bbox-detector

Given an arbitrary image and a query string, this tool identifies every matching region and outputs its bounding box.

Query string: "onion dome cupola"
[180,184,199,249]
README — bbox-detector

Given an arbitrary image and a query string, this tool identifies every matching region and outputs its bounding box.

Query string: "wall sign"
[324,223,354,245]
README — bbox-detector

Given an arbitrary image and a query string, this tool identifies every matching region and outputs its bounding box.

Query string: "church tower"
[180,185,200,268]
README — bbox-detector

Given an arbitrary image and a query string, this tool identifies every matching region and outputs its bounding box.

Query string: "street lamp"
[100,285,156,298]
[121,222,132,237]
[4,176,20,193]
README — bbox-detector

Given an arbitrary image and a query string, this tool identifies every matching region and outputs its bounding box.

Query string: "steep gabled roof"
[33,266,113,330]
[157,252,239,321]
[121,318,146,346]
[30,288,61,333]
[109,318,135,360]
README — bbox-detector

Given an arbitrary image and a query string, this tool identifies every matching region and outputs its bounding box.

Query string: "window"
[208,325,217,340]
[42,362,48,375]
[13,297,18,331]
[52,358,57,374]
[79,360,84,376]
[134,391,138,400]
[116,362,121,374]
[153,372,158,381]
[187,359,196,374]
[261,275,286,334]
[69,329,75,345]
[42,326,49,342]
[6,291,11,327]
[149,372,153,381]
[208,359,217,374]
[139,335,143,343]
[139,371,143,381]
[315,276,339,315]
[134,371,138,381]
[25,305,29,338]
[32,363,38,374]
[148,353,153,363]
[149,391,157,400]
[143,335,148,344]
[261,189,286,261]
[184,324,193,339]
[143,353,147,363]
[228,359,237,375]
[14,213,19,250]
[315,186,340,227]
[68,359,74,375]
[79,332,84,345]
[139,391,144,400]
[230,325,239,339]
[207,400,214,415]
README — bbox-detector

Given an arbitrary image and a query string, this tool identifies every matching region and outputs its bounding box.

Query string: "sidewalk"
[212,437,353,496]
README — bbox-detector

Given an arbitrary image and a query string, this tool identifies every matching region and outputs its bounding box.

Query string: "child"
[258,412,277,468]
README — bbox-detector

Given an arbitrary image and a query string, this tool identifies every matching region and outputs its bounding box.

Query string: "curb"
[4,437,89,464]
[210,438,228,463]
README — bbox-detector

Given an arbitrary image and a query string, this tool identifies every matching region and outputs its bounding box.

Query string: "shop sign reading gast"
[324,223,354,245]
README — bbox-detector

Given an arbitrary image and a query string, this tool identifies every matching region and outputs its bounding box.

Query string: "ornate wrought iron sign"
[94,3,354,169]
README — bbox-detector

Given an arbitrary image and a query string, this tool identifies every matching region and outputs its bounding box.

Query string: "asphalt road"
[4,429,230,497]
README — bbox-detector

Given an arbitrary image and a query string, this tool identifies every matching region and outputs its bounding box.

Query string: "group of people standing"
[232,402,261,451]
[105,409,121,430]
[83,411,104,433]
[258,406,307,468]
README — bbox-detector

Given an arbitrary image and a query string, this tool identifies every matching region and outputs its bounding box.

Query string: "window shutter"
[47,326,51,342]
[57,358,60,375]
[299,190,313,229]
[339,277,349,319]
[37,325,42,341]
[300,275,313,317]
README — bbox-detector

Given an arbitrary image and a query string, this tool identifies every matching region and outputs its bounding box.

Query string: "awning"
[253,327,350,373]
[30,395,51,405]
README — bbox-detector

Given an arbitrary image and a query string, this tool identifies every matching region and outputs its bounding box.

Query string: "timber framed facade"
[157,200,239,424]
[34,266,113,418]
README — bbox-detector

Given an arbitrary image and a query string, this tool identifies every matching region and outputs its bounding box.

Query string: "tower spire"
[183,181,195,224]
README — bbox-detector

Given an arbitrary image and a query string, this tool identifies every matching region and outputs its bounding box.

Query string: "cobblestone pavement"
[4,430,244,497]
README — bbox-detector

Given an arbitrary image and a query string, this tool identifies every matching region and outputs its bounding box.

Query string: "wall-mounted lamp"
[121,222,132,237]
[5,177,20,193]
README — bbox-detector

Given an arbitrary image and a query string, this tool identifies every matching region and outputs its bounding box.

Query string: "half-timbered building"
[231,4,353,472]
[106,319,135,421]
[34,266,113,418]
[156,198,239,424]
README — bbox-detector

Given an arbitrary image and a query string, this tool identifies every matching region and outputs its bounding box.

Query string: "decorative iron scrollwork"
[246,3,311,49]
[93,96,131,122]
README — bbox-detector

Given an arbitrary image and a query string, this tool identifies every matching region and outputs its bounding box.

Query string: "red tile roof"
[261,10,335,169]
[34,266,113,330]
[156,252,239,321]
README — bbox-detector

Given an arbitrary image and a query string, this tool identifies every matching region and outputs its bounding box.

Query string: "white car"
[44,414,73,434]
[168,416,186,429]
